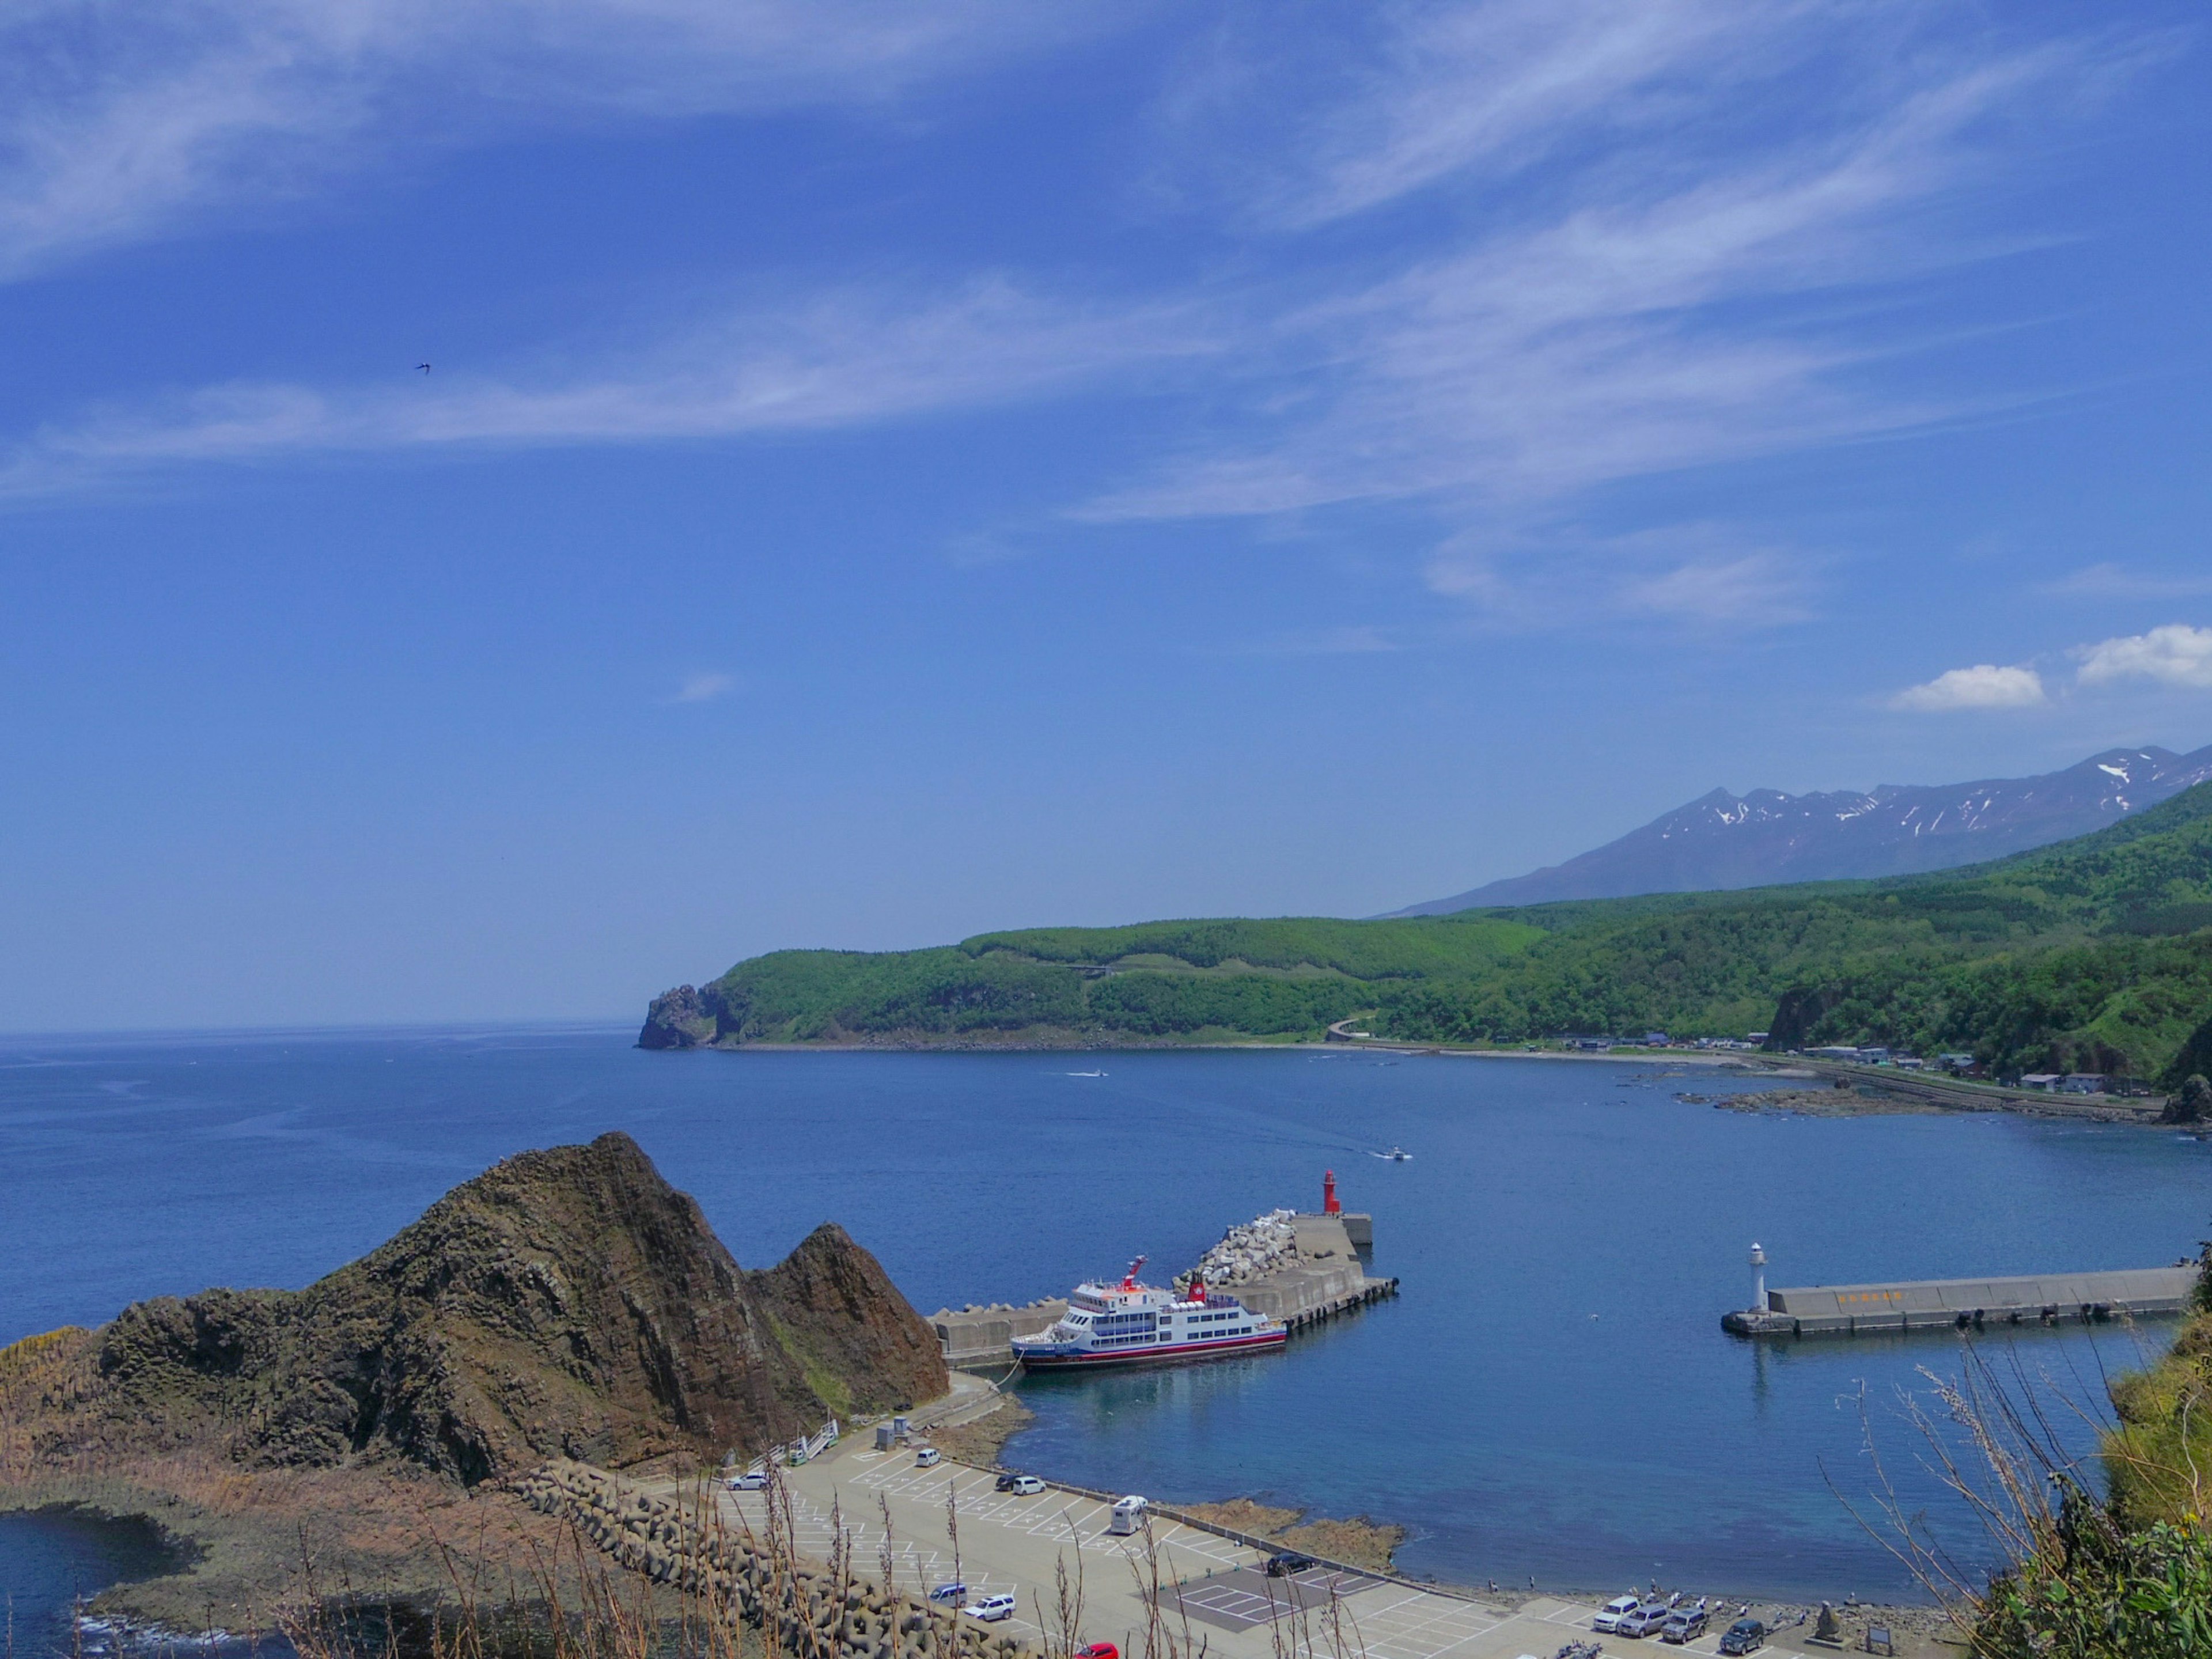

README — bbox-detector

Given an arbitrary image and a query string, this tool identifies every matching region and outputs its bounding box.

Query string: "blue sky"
[3,1,2211,1030]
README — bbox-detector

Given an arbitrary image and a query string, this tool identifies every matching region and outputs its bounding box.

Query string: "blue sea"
[5,1028,2207,1640]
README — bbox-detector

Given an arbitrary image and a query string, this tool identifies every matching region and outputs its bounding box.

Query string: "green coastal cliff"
[644,783,2212,1084]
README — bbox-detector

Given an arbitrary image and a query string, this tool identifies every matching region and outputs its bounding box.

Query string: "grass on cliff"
[671,783,2212,1078]
[1852,1275,2212,1658]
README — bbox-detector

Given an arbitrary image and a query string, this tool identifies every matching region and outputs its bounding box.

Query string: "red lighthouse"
[1323,1169,1340,1215]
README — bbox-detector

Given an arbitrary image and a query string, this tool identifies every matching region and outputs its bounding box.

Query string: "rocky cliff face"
[16,1132,945,1483]
[640,984,718,1048]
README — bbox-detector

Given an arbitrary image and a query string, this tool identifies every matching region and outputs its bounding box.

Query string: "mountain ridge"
[1387,743,2212,915]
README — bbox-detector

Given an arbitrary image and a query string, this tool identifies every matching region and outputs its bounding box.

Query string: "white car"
[726,1470,768,1491]
[964,1594,1017,1623]
[915,1446,941,1468]
[1009,1475,1045,1495]
[1594,1595,1641,1633]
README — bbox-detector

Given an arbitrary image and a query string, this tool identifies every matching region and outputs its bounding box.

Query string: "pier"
[1724,1264,2197,1338]
[930,1181,1395,1368]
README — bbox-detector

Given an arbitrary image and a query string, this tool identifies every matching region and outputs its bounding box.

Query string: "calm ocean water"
[5,1027,2207,1633]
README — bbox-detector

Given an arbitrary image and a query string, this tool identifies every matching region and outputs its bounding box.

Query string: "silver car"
[1618,1604,1675,1639]
[1660,1605,1708,1645]
[1593,1596,1641,1634]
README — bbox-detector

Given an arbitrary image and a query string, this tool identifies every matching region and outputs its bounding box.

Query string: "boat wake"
[1065,1070,1108,1078]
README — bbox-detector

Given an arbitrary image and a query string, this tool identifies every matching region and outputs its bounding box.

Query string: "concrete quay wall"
[930,1299,1066,1370]
[1725,1264,2196,1338]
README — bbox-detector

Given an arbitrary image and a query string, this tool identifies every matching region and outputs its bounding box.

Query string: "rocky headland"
[0,1131,946,1631]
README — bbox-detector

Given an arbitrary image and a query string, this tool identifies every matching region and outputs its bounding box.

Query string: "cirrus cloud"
[1890,663,2046,711]
[0,0,1105,281]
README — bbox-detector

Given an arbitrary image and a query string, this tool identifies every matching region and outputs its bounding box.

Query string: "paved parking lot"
[1168,1566,1380,1634]
[688,1442,1790,1659]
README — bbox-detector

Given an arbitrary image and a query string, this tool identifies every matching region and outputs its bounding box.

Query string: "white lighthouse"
[1749,1242,1767,1312]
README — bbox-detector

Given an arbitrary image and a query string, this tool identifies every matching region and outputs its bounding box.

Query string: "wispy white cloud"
[0,0,1099,278]
[2039,563,2212,600]
[672,671,735,703]
[0,0,2166,631]
[0,279,1209,495]
[1246,0,1812,229]
[1890,663,2047,711]
[1618,553,1813,626]
[1425,528,1819,630]
[1093,26,2092,526]
[2074,624,2212,690]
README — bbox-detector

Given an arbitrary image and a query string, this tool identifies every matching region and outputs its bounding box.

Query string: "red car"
[1076,1645,1118,1659]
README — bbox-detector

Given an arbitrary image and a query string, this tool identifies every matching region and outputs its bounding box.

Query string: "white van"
[964,1594,1017,1623]
[1108,1495,1148,1536]
[915,1446,941,1468]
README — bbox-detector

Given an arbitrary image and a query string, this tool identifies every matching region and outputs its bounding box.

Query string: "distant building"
[1562,1035,1613,1051]
[1644,1031,1669,1047]
[1809,1045,1862,1062]
[2061,1074,2107,1094]
[2019,1073,2063,1091]
[1746,1031,1770,1044]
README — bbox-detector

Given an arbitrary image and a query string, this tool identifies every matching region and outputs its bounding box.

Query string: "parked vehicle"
[1009,1475,1045,1495]
[915,1446,941,1468]
[1552,1645,1602,1659]
[1618,1604,1673,1639]
[994,1472,1023,1491]
[1659,1603,1708,1645]
[964,1595,1017,1623]
[1075,1645,1118,1659]
[1593,1595,1641,1633]
[928,1584,967,1605]
[1108,1495,1149,1536]
[726,1470,768,1491]
[1264,1552,1317,1578]
[1718,1618,1767,1655]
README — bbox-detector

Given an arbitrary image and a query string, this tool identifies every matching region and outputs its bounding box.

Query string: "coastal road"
[700,1437,1824,1659]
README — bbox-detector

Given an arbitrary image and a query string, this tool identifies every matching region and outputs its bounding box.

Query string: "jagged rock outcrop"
[12,1132,945,1483]
[640,984,719,1049]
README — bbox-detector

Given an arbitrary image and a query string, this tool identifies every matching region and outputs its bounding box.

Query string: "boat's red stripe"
[1020,1331,1288,1366]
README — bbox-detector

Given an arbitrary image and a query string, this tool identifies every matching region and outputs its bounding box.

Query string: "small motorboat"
[1378,1146,1411,1161]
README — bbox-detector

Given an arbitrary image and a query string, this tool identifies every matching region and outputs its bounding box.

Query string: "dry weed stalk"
[1833,1328,2201,1654]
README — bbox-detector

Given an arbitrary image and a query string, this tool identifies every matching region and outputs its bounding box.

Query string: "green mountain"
[642,782,2212,1082]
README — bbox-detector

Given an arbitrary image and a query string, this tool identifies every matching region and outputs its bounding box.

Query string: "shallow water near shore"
[0,1508,180,1656]
[4,1028,2206,1605]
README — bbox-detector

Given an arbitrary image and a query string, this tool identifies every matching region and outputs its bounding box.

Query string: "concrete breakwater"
[513,1460,1033,1659]
[1723,1265,2198,1338]
[930,1206,1395,1368]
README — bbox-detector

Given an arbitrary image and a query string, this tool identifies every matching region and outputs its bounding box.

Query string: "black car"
[994,1471,1022,1491]
[1264,1552,1317,1578]
[1718,1619,1766,1656]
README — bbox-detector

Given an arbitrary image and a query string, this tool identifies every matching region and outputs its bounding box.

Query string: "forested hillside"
[642,784,2212,1082]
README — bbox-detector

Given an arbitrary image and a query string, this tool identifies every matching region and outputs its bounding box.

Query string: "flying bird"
[416,362,431,373]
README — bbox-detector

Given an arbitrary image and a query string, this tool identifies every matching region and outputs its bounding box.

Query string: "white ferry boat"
[1012,1257,1287,1371]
